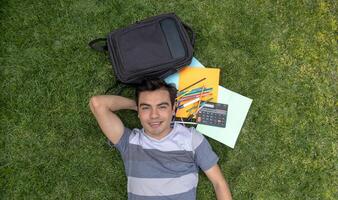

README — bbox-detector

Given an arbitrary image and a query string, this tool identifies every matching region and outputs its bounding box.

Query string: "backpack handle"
[88,38,108,52]
[182,23,195,48]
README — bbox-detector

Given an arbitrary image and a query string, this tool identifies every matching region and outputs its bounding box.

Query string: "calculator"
[196,102,228,128]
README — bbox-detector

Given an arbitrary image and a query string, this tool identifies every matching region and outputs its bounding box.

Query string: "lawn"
[1,0,337,199]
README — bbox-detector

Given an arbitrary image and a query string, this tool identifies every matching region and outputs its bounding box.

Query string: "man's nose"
[150,109,159,118]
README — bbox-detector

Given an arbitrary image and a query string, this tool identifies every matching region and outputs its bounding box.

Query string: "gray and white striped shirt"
[115,123,219,200]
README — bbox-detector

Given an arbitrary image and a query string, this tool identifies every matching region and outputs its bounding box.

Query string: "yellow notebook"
[176,67,220,118]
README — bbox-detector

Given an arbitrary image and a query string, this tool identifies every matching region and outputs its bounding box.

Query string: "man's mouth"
[149,122,162,128]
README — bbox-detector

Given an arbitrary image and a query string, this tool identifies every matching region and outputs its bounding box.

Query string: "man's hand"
[204,164,232,200]
[89,95,137,144]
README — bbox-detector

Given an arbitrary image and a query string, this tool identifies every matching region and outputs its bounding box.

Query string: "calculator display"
[196,102,228,128]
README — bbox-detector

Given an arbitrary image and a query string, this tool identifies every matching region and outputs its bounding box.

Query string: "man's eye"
[159,106,167,109]
[141,107,149,110]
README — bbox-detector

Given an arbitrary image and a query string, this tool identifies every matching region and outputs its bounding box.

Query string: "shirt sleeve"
[192,129,219,171]
[114,127,132,155]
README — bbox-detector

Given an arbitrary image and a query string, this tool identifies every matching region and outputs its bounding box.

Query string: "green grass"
[1,0,337,199]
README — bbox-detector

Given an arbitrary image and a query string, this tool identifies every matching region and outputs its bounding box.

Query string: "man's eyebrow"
[139,102,170,107]
[157,102,170,106]
[139,103,151,107]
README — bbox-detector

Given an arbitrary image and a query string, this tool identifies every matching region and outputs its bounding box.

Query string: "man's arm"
[204,164,232,200]
[89,95,137,144]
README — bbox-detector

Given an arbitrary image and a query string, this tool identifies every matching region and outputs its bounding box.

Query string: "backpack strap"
[105,81,127,95]
[88,38,108,52]
[182,23,195,48]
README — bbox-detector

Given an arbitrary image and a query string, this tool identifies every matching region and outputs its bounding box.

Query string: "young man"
[89,78,232,200]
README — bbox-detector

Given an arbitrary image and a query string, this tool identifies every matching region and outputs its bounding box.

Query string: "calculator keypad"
[196,103,228,128]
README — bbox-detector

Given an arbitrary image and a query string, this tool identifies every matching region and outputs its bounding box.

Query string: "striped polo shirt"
[115,123,219,200]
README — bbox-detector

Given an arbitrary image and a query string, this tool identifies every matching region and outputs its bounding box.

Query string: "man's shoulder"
[124,126,142,134]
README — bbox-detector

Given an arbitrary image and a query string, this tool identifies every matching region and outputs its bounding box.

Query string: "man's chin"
[144,127,167,137]
[143,123,171,138]
[148,127,162,134]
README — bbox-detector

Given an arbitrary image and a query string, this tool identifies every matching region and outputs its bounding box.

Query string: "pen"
[179,92,212,102]
[186,97,214,113]
[172,121,198,125]
[180,91,212,99]
[193,85,205,117]
[189,87,212,93]
[179,78,206,93]
[177,87,201,96]
[194,104,205,115]
[178,97,200,109]
[177,86,211,96]
[176,90,190,100]
[182,88,212,97]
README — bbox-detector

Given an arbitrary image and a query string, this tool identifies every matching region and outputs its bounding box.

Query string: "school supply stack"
[166,58,253,148]
[174,66,229,128]
[89,13,195,84]
[175,67,220,121]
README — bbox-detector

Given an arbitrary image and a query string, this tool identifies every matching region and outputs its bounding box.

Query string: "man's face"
[137,89,175,140]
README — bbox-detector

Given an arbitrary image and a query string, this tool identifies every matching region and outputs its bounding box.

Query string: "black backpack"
[89,13,195,85]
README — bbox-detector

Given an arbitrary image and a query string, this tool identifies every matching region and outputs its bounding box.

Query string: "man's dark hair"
[135,78,177,107]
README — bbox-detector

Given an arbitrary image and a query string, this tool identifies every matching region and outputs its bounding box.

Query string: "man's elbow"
[89,96,105,114]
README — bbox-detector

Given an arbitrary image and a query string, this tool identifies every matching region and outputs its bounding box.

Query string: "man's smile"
[149,121,162,128]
